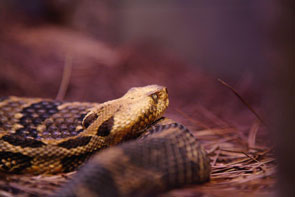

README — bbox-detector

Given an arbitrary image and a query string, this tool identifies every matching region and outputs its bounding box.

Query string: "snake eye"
[82,112,98,129]
[151,93,158,103]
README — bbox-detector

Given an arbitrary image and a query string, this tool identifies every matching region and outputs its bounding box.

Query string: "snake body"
[0,85,210,196]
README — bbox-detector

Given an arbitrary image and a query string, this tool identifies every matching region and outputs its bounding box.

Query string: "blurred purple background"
[0,0,280,78]
[0,0,290,124]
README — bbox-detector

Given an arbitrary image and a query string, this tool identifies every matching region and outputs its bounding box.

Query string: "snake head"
[115,84,169,135]
[123,85,169,119]
[123,85,168,107]
[82,85,169,144]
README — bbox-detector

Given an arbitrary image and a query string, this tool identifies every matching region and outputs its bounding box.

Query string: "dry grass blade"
[217,78,266,126]
[248,120,260,148]
[56,54,73,100]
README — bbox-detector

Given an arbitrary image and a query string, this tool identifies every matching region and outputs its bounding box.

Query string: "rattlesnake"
[0,85,210,196]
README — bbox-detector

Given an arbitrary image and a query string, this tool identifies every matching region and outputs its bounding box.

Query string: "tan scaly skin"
[0,85,210,196]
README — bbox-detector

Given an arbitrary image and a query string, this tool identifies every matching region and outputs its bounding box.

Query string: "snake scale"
[0,85,210,196]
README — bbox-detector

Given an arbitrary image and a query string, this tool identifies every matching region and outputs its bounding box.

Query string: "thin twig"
[242,152,260,163]
[56,55,73,100]
[217,78,266,126]
[212,149,221,166]
[248,120,260,148]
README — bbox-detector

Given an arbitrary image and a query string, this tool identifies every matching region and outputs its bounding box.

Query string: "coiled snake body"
[0,85,210,196]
